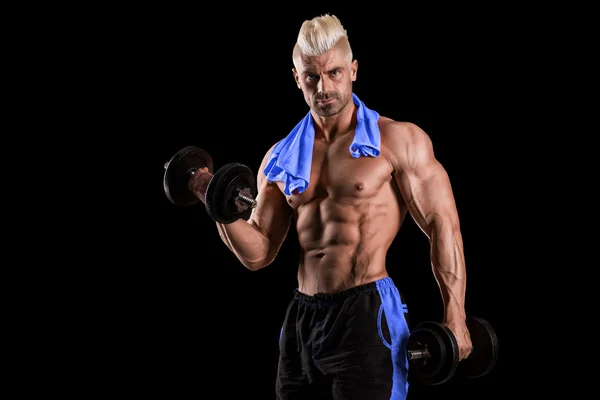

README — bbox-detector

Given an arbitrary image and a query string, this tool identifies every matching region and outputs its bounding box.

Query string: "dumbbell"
[163,146,258,224]
[407,316,498,385]
[455,317,499,380]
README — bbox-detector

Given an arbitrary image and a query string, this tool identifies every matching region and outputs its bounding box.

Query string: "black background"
[71,3,532,399]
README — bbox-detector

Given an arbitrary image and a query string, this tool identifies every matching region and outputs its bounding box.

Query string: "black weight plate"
[163,146,214,206]
[408,325,446,381]
[409,321,459,385]
[456,317,498,379]
[205,162,256,224]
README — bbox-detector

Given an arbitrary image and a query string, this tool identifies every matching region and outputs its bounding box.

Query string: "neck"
[311,102,357,142]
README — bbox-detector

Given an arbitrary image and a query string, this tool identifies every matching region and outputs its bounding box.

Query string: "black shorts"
[276,277,411,400]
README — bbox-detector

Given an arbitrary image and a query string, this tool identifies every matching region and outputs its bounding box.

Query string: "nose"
[317,75,331,94]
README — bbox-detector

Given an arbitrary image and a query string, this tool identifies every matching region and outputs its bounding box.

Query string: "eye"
[331,70,340,77]
[306,74,318,81]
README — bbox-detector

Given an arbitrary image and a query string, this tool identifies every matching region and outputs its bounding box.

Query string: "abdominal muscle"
[294,188,403,295]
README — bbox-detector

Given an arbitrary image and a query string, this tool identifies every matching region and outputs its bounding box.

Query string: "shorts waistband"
[293,277,396,304]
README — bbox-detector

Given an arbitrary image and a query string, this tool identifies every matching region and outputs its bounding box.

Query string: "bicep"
[247,182,292,247]
[392,126,460,237]
[247,147,293,250]
[396,162,459,236]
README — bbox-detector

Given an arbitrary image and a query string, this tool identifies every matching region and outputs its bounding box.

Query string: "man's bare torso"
[272,117,408,295]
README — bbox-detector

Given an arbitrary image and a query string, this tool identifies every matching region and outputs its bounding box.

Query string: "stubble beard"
[313,92,351,117]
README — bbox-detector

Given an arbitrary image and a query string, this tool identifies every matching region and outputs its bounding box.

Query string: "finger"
[191,166,208,175]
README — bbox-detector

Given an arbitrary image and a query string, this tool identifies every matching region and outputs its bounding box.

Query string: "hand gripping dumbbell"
[407,316,499,385]
[163,146,258,224]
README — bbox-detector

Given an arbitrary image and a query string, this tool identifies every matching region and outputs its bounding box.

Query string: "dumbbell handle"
[236,188,258,209]
[188,167,257,209]
[407,348,430,361]
[408,345,477,362]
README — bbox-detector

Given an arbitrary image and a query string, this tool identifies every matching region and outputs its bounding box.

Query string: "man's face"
[293,43,357,117]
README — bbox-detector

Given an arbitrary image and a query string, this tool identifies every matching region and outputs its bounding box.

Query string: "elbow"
[242,261,268,271]
[428,213,461,240]
[240,253,277,272]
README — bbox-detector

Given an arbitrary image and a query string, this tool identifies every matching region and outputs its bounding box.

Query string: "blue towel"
[264,93,381,195]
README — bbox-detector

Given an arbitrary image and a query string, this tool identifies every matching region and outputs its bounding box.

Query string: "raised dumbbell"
[163,145,258,224]
[407,316,498,385]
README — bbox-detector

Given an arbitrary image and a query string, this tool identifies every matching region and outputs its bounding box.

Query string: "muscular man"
[189,14,472,400]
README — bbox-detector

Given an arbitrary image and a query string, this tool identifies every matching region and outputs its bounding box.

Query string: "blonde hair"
[293,14,352,62]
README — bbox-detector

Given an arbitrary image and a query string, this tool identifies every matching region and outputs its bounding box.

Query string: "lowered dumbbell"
[163,145,258,224]
[455,316,499,380]
[407,321,459,385]
[407,316,498,385]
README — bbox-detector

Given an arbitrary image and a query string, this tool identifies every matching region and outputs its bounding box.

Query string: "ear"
[292,68,301,88]
[351,60,358,82]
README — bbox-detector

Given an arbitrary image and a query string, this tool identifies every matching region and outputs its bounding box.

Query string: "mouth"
[317,98,335,105]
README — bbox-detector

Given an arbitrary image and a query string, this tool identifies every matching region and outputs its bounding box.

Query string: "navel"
[355,183,364,191]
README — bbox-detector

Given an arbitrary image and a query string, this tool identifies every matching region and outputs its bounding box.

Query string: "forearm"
[215,220,272,271]
[429,219,467,323]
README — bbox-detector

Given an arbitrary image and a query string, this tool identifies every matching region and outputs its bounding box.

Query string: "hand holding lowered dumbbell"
[407,316,499,385]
